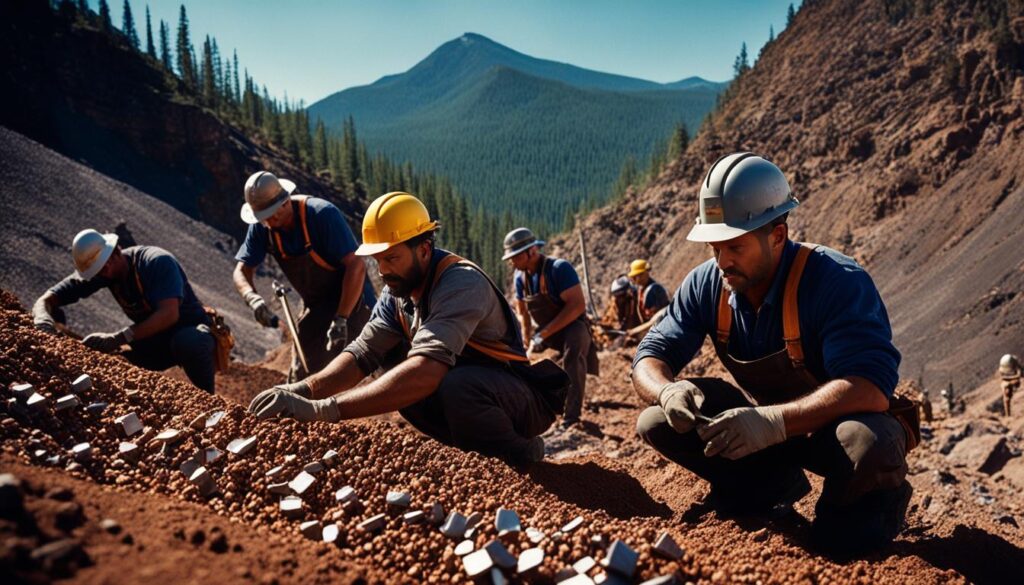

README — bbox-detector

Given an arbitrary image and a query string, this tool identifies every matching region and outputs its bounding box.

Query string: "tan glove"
[658,380,705,434]
[698,406,787,460]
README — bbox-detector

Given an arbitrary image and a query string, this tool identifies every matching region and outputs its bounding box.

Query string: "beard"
[720,260,771,294]
[382,257,427,298]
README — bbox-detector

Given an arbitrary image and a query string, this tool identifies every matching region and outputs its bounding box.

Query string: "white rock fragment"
[205,410,226,428]
[189,466,216,497]
[26,393,48,410]
[322,522,339,543]
[526,527,546,544]
[440,512,468,538]
[11,383,33,400]
[652,532,684,560]
[321,449,339,466]
[55,394,80,411]
[86,402,107,415]
[562,515,584,533]
[71,442,91,461]
[154,429,182,444]
[334,486,356,503]
[303,461,324,474]
[403,510,425,524]
[386,490,411,508]
[71,374,92,393]
[300,520,322,540]
[428,502,445,525]
[495,507,521,536]
[454,539,475,556]
[601,540,638,578]
[280,496,303,519]
[462,548,493,578]
[265,465,285,480]
[517,547,545,574]
[268,482,291,495]
[573,556,597,574]
[204,447,223,464]
[485,540,517,570]
[288,471,316,495]
[116,413,143,437]
[359,513,386,533]
[118,441,140,462]
[226,436,257,456]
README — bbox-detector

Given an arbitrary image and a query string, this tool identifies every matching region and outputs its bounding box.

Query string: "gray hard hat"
[502,227,544,260]
[686,152,800,243]
[1000,353,1021,376]
[611,275,633,296]
[240,171,297,224]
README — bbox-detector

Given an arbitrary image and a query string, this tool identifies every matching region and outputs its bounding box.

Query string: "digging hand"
[244,291,279,328]
[658,380,705,434]
[82,327,133,353]
[249,382,340,423]
[325,316,347,353]
[32,298,56,334]
[698,405,786,460]
[528,332,546,353]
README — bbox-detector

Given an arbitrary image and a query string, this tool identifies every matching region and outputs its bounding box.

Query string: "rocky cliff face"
[0,1,363,240]
[553,0,1024,390]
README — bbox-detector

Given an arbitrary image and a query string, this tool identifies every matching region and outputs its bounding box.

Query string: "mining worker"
[248,193,567,467]
[32,229,217,392]
[628,259,670,321]
[232,171,376,381]
[998,353,1021,417]
[605,275,642,332]
[632,153,911,554]
[505,227,599,430]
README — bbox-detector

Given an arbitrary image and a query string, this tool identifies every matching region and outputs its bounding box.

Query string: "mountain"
[308,33,726,227]
[550,0,1024,392]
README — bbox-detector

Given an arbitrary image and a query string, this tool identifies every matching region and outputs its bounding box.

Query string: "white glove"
[698,406,787,460]
[244,291,278,328]
[326,316,347,352]
[528,332,545,353]
[658,380,705,434]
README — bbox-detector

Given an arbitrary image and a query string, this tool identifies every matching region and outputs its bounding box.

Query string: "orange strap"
[522,257,549,297]
[716,243,816,366]
[271,196,336,272]
[396,254,528,363]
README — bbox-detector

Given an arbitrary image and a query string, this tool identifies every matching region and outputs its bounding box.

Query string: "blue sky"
[110,1,799,104]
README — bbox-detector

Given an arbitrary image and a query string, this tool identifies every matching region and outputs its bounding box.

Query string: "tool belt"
[203,306,235,373]
[888,393,921,452]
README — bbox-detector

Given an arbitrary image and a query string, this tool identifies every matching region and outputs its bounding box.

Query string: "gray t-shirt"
[346,250,521,370]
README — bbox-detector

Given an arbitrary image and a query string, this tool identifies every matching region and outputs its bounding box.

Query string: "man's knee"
[636,405,668,443]
[835,415,907,487]
[560,321,590,354]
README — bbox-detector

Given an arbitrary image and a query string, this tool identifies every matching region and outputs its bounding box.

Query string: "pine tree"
[232,51,241,103]
[201,36,216,107]
[768,24,775,43]
[733,42,750,77]
[313,119,328,170]
[144,6,156,57]
[176,5,196,88]
[122,1,139,49]
[77,0,90,18]
[668,121,689,160]
[158,20,171,69]
[98,0,112,32]
[787,3,796,27]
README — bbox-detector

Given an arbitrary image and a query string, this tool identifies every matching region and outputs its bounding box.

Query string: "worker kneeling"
[632,153,912,554]
[249,193,567,467]
[33,229,217,392]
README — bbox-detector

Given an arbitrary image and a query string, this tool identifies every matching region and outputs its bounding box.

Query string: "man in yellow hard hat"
[628,259,670,322]
[33,229,217,392]
[633,153,910,554]
[248,193,567,467]
[504,227,599,430]
[232,171,376,381]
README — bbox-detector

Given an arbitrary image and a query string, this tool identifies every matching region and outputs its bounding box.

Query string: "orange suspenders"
[270,196,337,272]
[395,254,529,363]
[716,243,816,368]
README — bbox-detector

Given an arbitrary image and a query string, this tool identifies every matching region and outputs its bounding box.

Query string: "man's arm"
[233,262,258,298]
[631,356,675,404]
[320,355,449,419]
[516,298,532,342]
[129,298,180,340]
[305,351,369,399]
[336,252,366,318]
[776,376,889,436]
[537,283,586,339]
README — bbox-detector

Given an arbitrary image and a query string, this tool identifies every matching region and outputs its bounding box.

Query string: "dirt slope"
[552,0,1024,392]
[0,126,282,362]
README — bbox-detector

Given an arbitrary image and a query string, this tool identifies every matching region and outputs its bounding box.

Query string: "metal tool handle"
[272,281,309,374]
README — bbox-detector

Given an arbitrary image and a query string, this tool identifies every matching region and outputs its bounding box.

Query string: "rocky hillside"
[553,0,1024,391]
[0,0,364,240]
[0,126,280,362]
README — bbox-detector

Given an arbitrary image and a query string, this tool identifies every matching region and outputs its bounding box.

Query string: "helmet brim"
[501,239,544,261]
[75,233,118,280]
[685,222,754,243]
[240,179,297,225]
[355,241,393,257]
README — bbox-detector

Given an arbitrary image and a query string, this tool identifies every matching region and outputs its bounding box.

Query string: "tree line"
[51,0,525,282]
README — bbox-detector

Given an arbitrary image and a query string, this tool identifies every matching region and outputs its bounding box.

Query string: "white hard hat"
[240,171,297,225]
[71,229,118,280]
[1000,354,1021,376]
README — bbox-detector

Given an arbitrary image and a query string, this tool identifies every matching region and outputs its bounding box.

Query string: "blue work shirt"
[633,240,901,397]
[50,246,209,326]
[235,197,376,305]
[640,280,670,313]
[513,257,581,305]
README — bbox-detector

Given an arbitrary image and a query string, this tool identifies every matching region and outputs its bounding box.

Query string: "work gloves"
[528,332,546,353]
[659,380,706,434]
[32,298,56,334]
[82,327,134,354]
[244,291,279,328]
[698,405,787,460]
[326,316,347,353]
[248,381,342,423]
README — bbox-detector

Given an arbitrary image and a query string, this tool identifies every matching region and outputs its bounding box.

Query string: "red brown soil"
[4,289,1023,583]
[551,0,1024,394]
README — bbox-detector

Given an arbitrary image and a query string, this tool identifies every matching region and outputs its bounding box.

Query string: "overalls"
[109,250,216,393]
[269,196,371,380]
[522,256,599,423]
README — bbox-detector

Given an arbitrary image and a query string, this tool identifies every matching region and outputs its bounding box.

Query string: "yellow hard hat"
[355,192,439,256]
[628,259,650,278]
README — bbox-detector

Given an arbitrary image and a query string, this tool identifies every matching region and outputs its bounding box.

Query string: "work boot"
[708,468,811,519]
[811,480,913,555]
[507,436,546,470]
